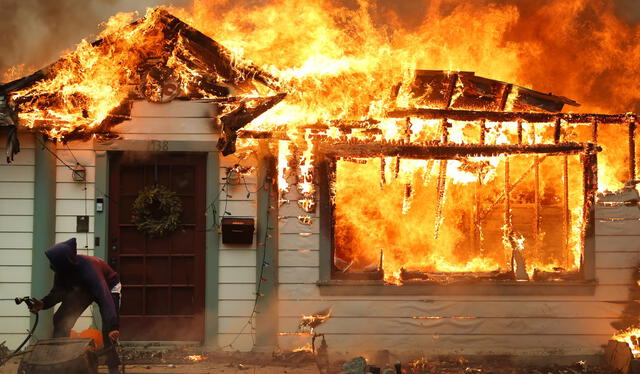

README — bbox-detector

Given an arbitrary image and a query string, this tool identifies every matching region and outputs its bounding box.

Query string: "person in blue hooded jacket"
[29,238,122,374]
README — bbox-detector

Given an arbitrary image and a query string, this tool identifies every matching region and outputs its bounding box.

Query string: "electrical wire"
[35,135,114,202]
[221,172,273,350]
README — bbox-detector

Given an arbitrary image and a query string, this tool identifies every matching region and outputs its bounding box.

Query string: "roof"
[0,8,286,161]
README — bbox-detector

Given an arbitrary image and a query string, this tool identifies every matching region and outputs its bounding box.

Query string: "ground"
[0,348,621,374]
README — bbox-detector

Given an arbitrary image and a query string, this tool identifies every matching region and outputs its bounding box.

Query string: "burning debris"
[184,354,206,362]
[298,307,333,333]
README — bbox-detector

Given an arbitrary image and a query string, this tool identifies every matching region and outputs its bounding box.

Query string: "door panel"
[109,152,206,341]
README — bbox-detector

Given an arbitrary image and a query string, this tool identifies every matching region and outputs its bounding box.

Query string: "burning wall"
[2,0,640,356]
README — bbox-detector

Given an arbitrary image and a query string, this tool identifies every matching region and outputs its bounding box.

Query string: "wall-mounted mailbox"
[221,217,255,244]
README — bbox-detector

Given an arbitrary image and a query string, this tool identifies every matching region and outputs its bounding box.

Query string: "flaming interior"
[333,151,584,282]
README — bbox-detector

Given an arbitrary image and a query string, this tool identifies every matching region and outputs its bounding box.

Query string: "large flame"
[3,0,639,282]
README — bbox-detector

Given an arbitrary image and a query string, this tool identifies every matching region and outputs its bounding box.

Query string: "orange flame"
[185,355,206,362]
[3,0,638,283]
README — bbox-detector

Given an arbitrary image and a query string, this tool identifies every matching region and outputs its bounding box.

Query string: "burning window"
[322,139,598,284]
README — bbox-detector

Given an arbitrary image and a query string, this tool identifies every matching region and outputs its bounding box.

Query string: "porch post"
[30,135,56,339]
[205,151,220,349]
[253,140,278,351]
[94,151,108,261]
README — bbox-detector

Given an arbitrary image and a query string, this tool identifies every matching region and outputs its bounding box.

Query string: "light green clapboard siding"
[0,132,34,348]
[275,184,640,357]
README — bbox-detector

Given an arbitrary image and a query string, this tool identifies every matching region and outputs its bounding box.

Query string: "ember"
[185,355,206,362]
[292,343,314,353]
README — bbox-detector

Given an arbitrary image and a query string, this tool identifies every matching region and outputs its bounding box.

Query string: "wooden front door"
[109,152,206,341]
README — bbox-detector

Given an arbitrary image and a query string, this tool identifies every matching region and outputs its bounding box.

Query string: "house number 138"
[149,140,169,151]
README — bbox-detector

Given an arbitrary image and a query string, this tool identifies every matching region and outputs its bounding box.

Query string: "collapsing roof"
[0,8,286,161]
[0,9,591,163]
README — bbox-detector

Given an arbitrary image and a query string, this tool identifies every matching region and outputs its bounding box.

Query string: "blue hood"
[45,238,78,272]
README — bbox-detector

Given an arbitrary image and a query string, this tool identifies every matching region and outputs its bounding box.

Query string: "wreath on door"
[131,184,183,237]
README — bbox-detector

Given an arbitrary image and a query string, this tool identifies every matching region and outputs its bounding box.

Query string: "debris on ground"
[340,356,368,374]
[0,342,9,364]
[0,344,620,374]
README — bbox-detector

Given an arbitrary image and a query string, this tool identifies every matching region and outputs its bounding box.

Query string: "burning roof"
[0,8,285,161]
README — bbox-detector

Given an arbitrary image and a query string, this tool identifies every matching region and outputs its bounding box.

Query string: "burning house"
[2,2,640,363]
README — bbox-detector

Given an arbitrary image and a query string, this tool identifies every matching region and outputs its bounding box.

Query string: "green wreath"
[132,184,183,237]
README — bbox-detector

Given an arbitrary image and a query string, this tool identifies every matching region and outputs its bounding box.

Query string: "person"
[29,238,122,374]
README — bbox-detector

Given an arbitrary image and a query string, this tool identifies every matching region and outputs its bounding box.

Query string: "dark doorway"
[108,152,206,341]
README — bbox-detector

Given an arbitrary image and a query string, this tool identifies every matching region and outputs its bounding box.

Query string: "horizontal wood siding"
[0,132,34,348]
[54,140,96,332]
[275,186,639,356]
[217,153,258,351]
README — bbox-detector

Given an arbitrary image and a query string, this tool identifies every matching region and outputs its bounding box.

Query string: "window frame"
[316,141,598,296]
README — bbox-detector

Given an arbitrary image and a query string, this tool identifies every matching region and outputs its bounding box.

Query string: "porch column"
[205,151,220,349]
[253,140,278,351]
[31,136,56,339]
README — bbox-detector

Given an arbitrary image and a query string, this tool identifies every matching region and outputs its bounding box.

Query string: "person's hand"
[29,299,43,314]
[108,330,120,343]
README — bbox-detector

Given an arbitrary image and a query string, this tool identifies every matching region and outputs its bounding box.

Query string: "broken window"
[322,140,598,284]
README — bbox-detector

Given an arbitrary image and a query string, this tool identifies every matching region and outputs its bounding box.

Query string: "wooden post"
[554,118,562,144]
[31,135,56,339]
[533,125,541,252]
[204,151,220,349]
[474,174,482,256]
[582,144,598,281]
[504,156,511,233]
[318,153,333,282]
[254,140,279,351]
[629,119,636,181]
[563,155,570,267]
[517,120,523,144]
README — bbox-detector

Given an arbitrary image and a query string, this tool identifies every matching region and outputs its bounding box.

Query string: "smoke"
[0,0,189,81]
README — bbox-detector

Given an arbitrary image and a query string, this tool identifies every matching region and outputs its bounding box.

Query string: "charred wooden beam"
[630,120,636,181]
[237,130,289,140]
[217,93,286,155]
[582,143,598,281]
[554,118,562,144]
[165,10,281,91]
[387,108,634,124]
[319,141,596,160]
[562,155,570,267]
[0,68,50,96]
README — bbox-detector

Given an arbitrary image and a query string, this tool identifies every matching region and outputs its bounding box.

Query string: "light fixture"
[72,163,86,182]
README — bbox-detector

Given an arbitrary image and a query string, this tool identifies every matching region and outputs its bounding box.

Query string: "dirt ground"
[0,350,619,374]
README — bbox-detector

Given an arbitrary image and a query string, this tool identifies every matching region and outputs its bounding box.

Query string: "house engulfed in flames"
[2,7,640,359]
